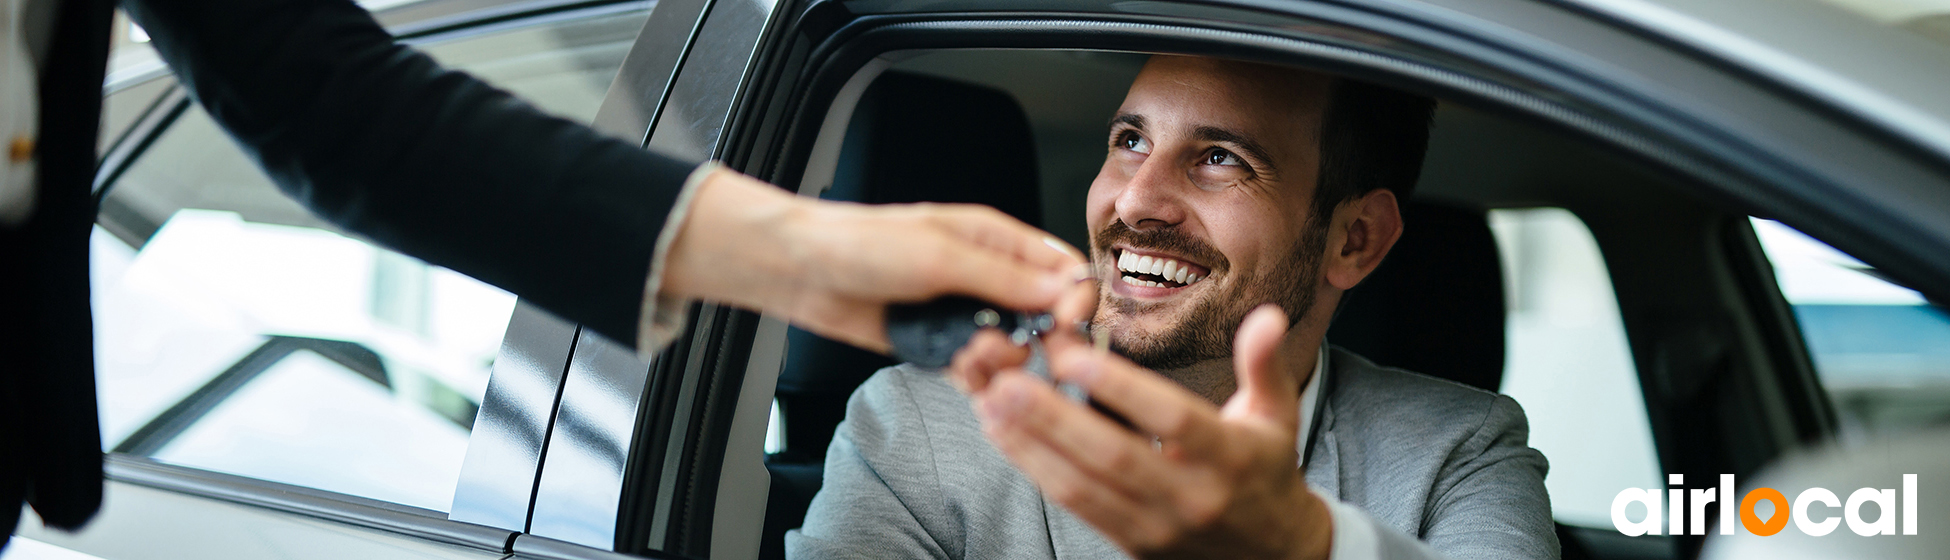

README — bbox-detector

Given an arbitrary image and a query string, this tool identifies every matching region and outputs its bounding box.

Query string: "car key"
[888,297,1130,431]
[885,296,1053,369]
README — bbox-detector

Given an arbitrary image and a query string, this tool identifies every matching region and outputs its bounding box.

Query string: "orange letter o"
[1740,488,1791,536]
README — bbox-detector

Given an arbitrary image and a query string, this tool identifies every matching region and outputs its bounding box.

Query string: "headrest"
[1328,201,1507,392]
[779,71,1043,397]
[822,71,1042,223]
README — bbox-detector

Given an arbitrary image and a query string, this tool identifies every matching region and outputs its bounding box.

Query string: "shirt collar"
[1296,345,1325,452]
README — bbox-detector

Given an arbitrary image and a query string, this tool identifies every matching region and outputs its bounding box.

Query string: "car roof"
[105,0,627,92]
[1569,0,1950,169]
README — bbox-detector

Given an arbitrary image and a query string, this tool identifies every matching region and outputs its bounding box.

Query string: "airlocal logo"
[1612,474,1918,537]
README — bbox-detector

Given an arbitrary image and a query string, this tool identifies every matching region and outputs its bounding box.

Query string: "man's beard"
[1091,218,1327,372]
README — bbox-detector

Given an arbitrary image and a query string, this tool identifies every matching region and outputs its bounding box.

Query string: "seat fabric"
[1327,200,1507,393]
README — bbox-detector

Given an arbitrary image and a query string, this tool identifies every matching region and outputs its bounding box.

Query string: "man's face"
[1087,56,1334,373]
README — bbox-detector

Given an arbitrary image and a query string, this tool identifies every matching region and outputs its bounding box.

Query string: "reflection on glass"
[156,350,471,511]
[1491,208,1662,529]
[91,209,515,511]
[1752,218,1950,437]
[88,8,649,510]
[1811,0,1950,48]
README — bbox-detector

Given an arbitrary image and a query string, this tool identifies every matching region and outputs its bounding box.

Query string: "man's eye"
[1115,132,1150,154]
[1204,149,1243,167]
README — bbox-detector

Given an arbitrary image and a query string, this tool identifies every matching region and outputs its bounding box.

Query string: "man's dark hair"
[1312,79,1438,224]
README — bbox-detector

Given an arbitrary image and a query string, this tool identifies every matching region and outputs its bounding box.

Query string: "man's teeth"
[1116,251,1202,286]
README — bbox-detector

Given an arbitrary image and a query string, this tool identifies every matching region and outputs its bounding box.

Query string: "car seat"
[759,70,1043,560]
[1327,200,1507,392]
[1329,202,1617,559]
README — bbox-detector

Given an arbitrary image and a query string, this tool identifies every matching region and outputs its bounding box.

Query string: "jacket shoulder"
[1328,347,1505,421]
[1324,346,1535,462]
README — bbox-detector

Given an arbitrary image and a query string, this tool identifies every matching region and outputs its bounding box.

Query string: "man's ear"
[1323,189,1403,291]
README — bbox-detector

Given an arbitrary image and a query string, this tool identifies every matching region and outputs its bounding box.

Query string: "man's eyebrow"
[1109,113,1145,130]
[1193,125,1276,166]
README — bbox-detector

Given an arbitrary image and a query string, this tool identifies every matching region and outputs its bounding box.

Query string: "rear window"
[1492,207,1663,529]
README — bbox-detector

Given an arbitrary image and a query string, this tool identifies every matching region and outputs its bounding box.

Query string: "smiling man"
[788,56,1556,560]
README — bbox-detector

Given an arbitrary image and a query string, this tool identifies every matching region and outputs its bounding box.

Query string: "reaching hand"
[661,167,1086,353]
[955,304,1333,560]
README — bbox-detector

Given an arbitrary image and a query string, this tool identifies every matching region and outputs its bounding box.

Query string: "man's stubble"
[1091,215,1328,397]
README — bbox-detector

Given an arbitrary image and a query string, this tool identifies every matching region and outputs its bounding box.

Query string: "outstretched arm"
[121,0,1084,353]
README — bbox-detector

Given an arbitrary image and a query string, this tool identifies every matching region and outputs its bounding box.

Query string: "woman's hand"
[662,167,1086,353]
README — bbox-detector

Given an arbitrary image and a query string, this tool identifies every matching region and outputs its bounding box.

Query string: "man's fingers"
[979,373,1168,501]
[1222,304,1299,429]
[946,330,1030,393]
[1045,344,1226,453]
[1051,278,1100,333]
[976,374,1167,546]
[981,403,1157,546]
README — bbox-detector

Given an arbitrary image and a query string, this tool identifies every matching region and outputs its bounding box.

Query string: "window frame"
[528,0,786,556]
[83,1,662,555]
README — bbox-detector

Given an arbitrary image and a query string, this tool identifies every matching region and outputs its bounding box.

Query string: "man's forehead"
[1119,56,1331,135]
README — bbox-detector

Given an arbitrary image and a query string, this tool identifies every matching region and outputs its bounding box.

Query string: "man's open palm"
[958,304,1334,560]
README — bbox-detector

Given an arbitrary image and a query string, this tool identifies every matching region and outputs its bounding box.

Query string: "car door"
[588,1,1950,560]
[10,1,655,558]
[510,0,791,559]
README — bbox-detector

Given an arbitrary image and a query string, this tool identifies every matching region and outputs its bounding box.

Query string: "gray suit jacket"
[786,347,1557,559]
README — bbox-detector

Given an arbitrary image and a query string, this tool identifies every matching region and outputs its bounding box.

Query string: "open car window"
[1752,218,1950,438]
[88,7,648,511]
[751,45,1692,560]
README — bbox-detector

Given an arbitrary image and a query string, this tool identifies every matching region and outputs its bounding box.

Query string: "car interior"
[748,47,1829,560]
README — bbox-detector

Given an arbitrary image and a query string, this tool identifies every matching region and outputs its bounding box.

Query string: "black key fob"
[886,296,1018,368]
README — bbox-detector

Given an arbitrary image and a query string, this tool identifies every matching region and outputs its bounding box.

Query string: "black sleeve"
[1,0,115,539]
[120,0,701,345]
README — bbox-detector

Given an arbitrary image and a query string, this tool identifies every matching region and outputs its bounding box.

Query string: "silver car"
[11,0,1950,559]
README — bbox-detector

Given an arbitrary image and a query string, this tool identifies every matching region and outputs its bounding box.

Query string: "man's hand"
[953,304,1332,560]
[662,167,1086,353]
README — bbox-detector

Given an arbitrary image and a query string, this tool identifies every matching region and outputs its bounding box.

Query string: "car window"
[1750,218,1950,439]
[1491,207,1664,529]
[89,7,649,512]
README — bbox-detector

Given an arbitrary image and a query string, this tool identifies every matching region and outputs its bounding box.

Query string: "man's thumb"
[1226,304,1298,426]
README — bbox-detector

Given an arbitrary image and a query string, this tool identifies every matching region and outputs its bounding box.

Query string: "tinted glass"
[90,8,648,511]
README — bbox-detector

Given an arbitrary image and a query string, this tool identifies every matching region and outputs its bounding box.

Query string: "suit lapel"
[1304,407,1341,499]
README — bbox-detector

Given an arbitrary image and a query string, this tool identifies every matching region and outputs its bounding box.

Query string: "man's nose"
[1114,156,1189,230]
